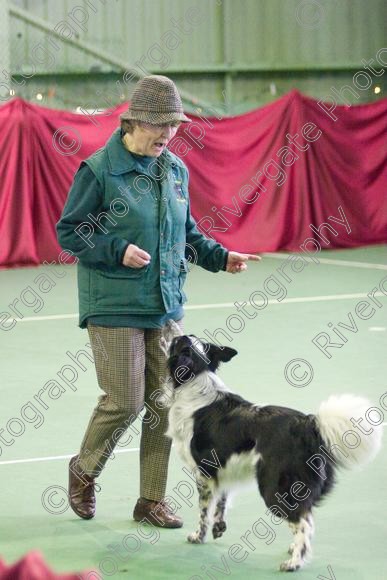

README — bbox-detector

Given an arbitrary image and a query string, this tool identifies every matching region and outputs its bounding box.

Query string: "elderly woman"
[56,75,259,528]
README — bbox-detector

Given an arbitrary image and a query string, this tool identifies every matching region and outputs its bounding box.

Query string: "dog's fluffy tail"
[316,394,383,469]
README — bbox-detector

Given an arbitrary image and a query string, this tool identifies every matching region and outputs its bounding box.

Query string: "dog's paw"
[279,559,301,572]
[187,532,204,544]
[212,521,227,539]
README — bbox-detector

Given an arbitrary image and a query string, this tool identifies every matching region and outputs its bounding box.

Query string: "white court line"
[1,428,386,466]
[186,293,385,309]
[17,313,78,322]
[14,292,386,323]
[0,447,140,466]
[263,253,387,270]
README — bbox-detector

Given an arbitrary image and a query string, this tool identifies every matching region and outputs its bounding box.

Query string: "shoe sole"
[133,512,183,528]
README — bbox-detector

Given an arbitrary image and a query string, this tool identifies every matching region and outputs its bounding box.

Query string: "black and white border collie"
[162,335,383,572]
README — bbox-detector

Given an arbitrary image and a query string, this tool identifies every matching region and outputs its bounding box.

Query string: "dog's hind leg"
[187,479,214,544]
[280,514,313,572]
[212,492,228,539]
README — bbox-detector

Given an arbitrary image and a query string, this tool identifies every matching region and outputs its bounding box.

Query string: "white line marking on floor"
[186,293,385,309]
[263,253,387,270]
[2,425,386,467]
[17,313,78,322]
[369,327,386,331]
[0,447,140,466]
[15,292,386,322]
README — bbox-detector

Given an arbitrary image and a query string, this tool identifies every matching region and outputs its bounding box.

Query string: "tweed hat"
[120,75,191,124]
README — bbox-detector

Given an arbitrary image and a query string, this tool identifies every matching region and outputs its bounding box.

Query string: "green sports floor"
[0,246,386,580]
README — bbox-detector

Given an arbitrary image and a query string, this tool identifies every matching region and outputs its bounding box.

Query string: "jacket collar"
[106,128,177,175]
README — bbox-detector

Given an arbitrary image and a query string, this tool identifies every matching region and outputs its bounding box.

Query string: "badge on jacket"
[174,179,186,202]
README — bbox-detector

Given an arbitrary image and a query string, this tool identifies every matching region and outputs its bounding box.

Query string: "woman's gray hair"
[120,118,138,134]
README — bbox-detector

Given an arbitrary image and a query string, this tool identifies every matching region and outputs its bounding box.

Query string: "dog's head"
[167,335,238,388]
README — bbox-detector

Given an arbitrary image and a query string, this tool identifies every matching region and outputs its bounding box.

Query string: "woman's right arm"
[56,164,130,268]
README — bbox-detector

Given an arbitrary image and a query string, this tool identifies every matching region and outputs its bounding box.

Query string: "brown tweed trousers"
[77,320,183,501]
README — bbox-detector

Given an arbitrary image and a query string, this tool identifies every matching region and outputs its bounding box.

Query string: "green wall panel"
[6,0,387,110]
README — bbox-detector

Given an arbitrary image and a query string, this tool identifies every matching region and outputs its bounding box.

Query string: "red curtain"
[0,91,386,268]
[0,550,94,579]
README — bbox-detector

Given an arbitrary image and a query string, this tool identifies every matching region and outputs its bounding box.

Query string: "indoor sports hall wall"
[5,0,387,112]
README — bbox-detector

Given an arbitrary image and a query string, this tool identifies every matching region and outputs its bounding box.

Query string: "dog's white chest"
[166,376,219,468]
[166,403,196,467]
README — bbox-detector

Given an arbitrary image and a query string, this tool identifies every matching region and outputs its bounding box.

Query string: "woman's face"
[130,121,180,157]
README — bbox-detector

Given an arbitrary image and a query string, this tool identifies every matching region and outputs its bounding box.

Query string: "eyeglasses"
[138,121,181,131]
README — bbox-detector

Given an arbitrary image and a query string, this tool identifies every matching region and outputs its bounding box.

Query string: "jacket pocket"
[97,263,147,278]
[92,265,149,309]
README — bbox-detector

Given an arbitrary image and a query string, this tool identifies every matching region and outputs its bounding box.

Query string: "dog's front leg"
[187,479,214,544]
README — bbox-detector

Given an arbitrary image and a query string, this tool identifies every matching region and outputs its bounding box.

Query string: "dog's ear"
[216,346,238,362]
[205,343,238,371]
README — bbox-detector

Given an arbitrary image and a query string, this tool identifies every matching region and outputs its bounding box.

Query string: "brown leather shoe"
[133,497,183,528]
[68,455,96,520]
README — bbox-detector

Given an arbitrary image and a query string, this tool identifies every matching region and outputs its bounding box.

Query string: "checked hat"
[120,75,191,124]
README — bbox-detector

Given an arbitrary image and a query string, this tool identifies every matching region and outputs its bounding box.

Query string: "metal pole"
[222,0,233,115]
